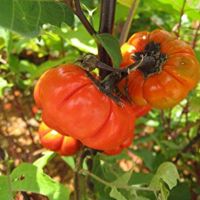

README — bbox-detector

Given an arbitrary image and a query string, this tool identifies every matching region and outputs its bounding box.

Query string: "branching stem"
[80,169,156,192]
[64,0,96,35]
[174,129,200,162]
[191,21,200,48]
[175,0,187,37]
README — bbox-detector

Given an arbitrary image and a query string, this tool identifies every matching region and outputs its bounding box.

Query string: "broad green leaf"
[11,163,70,200]
[150,0,200,21]
[109,187,127,200]
[95,33,122,67]
[0,0,74,37]
[18,60,37,74]
[91,155,124,200]
[161,141,181,150]
[112,170,132,185]
[115,3,129,22]
[129,173,153,185]
[136,197,151,200]
[132,149,155,171]
[157,162,179,190]
[161,140,182,150]
[51,25,97,54]
[169,183,191,200]
[33,151,56,169]
[149,162,179,200]
[117,0,135,7]
[8,55,20,73]
[150,162,179,190]
[160,181,170,200]
[160,0,200,20]
[0,27,8,40]
[0,176,12,200]
[62,156,75,170]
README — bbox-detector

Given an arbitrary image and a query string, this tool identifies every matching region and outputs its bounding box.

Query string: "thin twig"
[168,109,172,132]
[175,0,187,37]
[80,169,156,192]
[174,129,200,162]
[174,119,200,136]
[64,0,96,35]
[191,21,200,48]
[119,0,140,45]
[184,101,190,138]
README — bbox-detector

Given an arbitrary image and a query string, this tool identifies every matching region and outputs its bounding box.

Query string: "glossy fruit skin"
[34,64,135,152]
[38,122,81,156]
[104,136,133,155]
[131,104,151,118]
[121,29,200,109]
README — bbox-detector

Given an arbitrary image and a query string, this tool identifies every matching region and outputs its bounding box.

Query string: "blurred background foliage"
[0,0,200,200]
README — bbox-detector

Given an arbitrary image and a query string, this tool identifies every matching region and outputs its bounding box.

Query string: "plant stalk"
[119,0,140,45]
[64,0,96,35]
[74,147,85,200]
[98,0,116,79]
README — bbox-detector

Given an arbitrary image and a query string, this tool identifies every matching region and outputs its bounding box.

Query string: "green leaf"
[161,141,181,150]
[117,0,135,7]
[132,149,156,171]
[135,197,151,200]
[33,151,56,169]
[169,182,191,200]
[62,156,75,170]
[51,25,97,54]
[18,60,37,74]
[112,170,132,186]
[160,182,170,200]
[110,187,127,200]
[11,163,70,200]
[129,173,153,185]
[150,162,179,190]
[95,33,122,67]
[0,176,13,200]
[195,50,200,62]
[0,0,74,37]
[157,0,200,20]
[149,162,179,200]
[115,3,129,22]
[8,55,20,74]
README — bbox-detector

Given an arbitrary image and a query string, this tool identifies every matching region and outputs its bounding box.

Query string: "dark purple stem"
[98,0,116,79]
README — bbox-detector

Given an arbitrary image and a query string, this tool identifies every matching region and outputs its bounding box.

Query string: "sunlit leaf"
[110,187,127,200]
[150,162,179,190]
[33,151,56,169]
[11,163,70,200]
[0,0,74,37]
[95,33,122,67]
